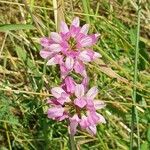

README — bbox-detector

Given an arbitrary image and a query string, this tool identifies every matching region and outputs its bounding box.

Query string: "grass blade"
[130,0,141,149]
[0,24,34,32]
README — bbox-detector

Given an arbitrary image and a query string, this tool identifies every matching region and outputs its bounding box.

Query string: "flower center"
[68,37,77,50]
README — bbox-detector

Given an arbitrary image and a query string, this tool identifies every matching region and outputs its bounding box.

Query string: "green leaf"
[15,46,40,76]
[15,46,27,62]
[0,24,35,32]
[139,41,150,70]
[147,126,150,142]
[129,28,137,46]
[141,141,150,150]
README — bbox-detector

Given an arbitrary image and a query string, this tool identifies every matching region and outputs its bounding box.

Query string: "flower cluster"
[40,17,105,135]
[40,17,101,78]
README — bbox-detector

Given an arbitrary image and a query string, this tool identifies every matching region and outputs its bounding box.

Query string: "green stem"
[130,0,141,150]
[69,133,76,150]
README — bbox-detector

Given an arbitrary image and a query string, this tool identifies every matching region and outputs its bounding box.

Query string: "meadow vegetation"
[0,0,150,149]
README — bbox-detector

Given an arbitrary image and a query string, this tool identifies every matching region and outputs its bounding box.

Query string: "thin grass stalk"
[130,0,141,149]
[4,122,12,150]
[81,0,90,23]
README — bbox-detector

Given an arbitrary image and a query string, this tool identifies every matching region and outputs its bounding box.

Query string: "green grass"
[0,0,150,150]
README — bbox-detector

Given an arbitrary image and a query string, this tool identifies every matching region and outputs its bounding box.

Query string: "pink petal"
[65,76,76,93]
[47,106,64,119]
[50,32,62,43]
[57,114,68,121]
[86,86,98,99]
[96,113,106,123]
[82,70,87,77]
[57,96,70,105]
[75,84,85,98]
[74,98,86,108]
[74,60,85,75]
[71,17,80,27]
[48,44,62,52]
[46,57,56,65]
[69,114,80,135]
[60,64,69,79]
[80,115,90,128]
[82,77,89,89]
[94,100,106,110]
[47,98,60,105]
[80,36,93,47]
[90,33,100,44]
[46,54,63,65]
[86,50,101,60]
[86,125,97,135]
[87,113,99,125]
[80,24,89,34]
[70,26,80,38]
[60,21,69,34]
[93,52,102,59]
[57,92,70,104]
[40,37,53,47]
[40,49,55,59]
[51,87,65,98]
[86,99,95,111]
[78,51,91,62]
[65,56,74,70]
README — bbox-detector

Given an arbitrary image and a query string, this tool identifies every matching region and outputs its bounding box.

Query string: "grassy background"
[0,0,150,149]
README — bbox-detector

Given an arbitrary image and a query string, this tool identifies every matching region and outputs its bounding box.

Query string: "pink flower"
[40,17,101,78]
[47,78,105,135]
[47,106,68,121]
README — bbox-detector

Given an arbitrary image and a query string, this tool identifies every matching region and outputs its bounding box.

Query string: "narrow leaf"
[0,24,35,32]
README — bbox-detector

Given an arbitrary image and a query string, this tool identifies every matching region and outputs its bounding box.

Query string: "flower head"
[47,78,105,135]
[40,17,101,78]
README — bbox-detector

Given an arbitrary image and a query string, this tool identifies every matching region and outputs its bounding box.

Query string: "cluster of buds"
[40,17,106,135]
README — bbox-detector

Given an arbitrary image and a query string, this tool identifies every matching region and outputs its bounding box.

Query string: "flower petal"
[69,114,80,135]
[74,98,86,108]
[46,55,63,65]
[50,32,62,43]
[47,106,64,119]
[86,125,97,135]
[65,56,74,70]
[80,36,93,47]
[93,52,102,59]
[51,87,65,98]
[96,113,106,123]
[86,99,95,111]
[46,57,56,65]
[86,86,98,99]
[71,17,80,27]
[90,33,100,44]
[87,113,99,125]
[74,60,85,75]
[75,84,85,98]
[65,76,76,93]
[48,44,62,52]
[58,113,68,121]
[80,24,89,34]
[60,64,69,79]
[40,49,55,59]
[80,115,90,128]
[82,77,89,89]
[78,51,91,62]
[60,21,69,34]
[40,37,52,47]
[69,26,80,38]
[94,100,106,110]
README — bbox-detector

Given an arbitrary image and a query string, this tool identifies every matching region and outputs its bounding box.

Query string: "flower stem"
[130,0,141,150]
[69,134,76,150]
